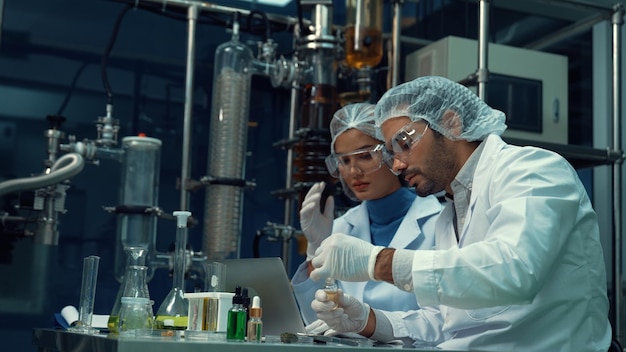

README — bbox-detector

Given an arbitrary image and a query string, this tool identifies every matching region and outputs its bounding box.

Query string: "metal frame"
[475,0,624,344]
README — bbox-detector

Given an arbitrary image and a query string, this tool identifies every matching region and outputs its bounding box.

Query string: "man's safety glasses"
[381,122,429,171]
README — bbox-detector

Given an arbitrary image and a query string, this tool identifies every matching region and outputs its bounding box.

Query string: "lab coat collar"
[457,134,506,243]
[342,193,442,249]
[388,194,442,249]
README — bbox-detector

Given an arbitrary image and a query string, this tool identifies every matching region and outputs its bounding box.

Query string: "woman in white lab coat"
[291,103,442,329]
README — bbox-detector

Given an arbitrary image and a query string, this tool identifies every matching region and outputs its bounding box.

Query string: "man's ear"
[442,110,462,137]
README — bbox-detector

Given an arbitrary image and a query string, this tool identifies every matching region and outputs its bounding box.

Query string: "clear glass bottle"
[246,296,263,343]
[324,277,339,310]
[154,211,191,331]
[108,247,151,334]
[118,297,153,337]
[227,286,247,341]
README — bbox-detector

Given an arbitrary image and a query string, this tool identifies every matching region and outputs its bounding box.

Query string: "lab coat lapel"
[388,195,440,249]
[458,135,506,245]
[342,204,372,242]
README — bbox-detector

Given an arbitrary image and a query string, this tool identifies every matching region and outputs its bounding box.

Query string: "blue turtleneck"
[366,187,416,247]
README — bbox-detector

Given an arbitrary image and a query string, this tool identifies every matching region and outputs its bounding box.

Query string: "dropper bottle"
[246,296,263,343]
[227,286,247,341]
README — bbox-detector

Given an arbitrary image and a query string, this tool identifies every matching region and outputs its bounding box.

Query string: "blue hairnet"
[375,76,507,141]
[330,103,380,154]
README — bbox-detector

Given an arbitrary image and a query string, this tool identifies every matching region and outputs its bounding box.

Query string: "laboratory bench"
[32,328,467,352]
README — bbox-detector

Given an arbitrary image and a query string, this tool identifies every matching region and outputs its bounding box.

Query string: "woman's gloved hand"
[310,233,384,282]
[300,182,334,261]
[305,319,332,335]
[311,289,370,334]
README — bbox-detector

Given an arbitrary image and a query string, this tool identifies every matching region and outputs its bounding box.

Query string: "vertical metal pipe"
[282,82,300,270]
[180,5,198,211]
[612,3,624,344]
[391,0,403,87]
[477,0,490,100]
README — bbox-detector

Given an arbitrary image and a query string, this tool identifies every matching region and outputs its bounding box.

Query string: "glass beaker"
[344,0,383,70]
[118,297,154,337]
[154,211,191,331]
[108,247,151,334]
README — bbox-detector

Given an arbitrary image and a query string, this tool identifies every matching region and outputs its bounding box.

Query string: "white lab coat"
[292,193,442,325]
[387,134,611,351]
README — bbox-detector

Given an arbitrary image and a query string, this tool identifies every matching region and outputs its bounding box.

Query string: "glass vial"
[227,286,247,341]
[344,0,384,69]
[246,296,263,343]
[324,277,339,309]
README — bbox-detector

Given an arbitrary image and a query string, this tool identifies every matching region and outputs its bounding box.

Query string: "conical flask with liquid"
[107,246,151,333]
[154,211,191,330]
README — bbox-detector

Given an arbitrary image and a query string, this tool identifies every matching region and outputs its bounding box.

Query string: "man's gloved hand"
[300,182,334,261]
[310,233,384,282]
[311,289,370,334]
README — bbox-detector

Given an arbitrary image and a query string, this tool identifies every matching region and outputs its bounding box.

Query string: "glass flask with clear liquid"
[107,246,151,334]
[154,211,191,331]
[344,0,384,70]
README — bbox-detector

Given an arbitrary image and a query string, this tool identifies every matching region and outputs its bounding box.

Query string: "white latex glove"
[310,233,384,282]
[311,289,370,334]
[305,319,331,335]
[300,181,334,261]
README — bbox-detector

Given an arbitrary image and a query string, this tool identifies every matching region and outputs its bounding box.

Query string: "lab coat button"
[403,284,412,291]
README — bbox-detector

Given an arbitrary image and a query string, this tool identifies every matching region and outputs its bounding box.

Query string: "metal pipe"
[0,153,84,196]
[611,3,624,344]
[282,81,300,270]
[525,12,611,51]
[131,0,300,27]
[180,5,198,211]
[391,0,403,87]
[535,0,613,13]
[477,0,490,100]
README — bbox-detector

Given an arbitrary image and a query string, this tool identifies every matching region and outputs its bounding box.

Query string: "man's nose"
[392,158,407,173]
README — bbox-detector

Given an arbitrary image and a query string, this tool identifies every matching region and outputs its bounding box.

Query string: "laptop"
[217,257,307,336]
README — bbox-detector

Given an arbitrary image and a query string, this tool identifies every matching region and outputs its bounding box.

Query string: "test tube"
[70,255,100,334]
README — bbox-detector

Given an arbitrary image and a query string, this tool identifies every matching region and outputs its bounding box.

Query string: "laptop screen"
[217,257,306,336]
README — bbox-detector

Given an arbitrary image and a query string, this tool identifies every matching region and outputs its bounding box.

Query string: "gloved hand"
[305,319,332,335]
[310,233,384,282]
[300,182,334,261]
[311,289,370,334]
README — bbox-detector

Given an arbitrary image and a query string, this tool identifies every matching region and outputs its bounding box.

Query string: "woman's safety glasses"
[325,144,385,177]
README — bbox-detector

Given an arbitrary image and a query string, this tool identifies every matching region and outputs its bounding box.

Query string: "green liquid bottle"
[226,286,246,341]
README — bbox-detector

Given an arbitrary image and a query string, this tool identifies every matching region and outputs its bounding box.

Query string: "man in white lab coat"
[309,76,612,351]
[292,103,442,343]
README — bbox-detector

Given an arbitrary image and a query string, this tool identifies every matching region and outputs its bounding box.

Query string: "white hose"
[0,153,85,196]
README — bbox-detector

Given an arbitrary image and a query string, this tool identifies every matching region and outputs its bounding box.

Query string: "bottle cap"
[251,296,261,309]
[232,286,243,304]
[249,296,262,318]
[242,288,250,308]
[173,211,192,228]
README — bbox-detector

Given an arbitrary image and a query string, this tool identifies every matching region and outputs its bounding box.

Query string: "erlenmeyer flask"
[154,211,191,331]
[107,247,151,333]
